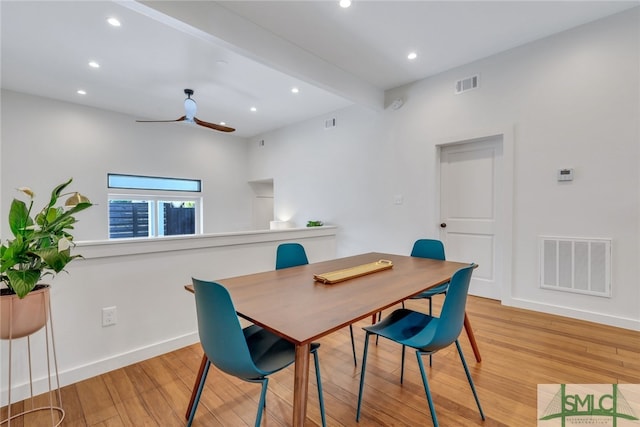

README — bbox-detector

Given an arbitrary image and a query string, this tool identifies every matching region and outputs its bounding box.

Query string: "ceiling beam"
[128,1,384,111]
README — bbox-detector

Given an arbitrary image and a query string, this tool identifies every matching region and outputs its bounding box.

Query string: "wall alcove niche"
[249,179,274,230]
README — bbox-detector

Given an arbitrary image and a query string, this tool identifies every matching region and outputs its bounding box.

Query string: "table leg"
[185,354,208,420]
[463,312,482,362]
[293,343,311,427]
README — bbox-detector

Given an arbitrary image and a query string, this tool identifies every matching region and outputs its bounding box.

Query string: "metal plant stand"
[1,290,64,426]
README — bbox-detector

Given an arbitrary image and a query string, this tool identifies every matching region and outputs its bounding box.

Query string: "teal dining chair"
[406,239,449,365]
[356,264,484,427]
[374,239,449,366]
[188,278,326,427]
[275,242,310,270]
[408,239,449,314]
[276,243,358,366]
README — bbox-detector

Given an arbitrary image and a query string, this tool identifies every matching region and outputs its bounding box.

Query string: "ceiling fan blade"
[136,116,187,123]
[194,117,236,133]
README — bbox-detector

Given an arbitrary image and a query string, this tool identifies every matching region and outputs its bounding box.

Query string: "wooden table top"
[186,252,469,345]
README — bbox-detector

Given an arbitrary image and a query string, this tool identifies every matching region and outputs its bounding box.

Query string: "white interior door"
[439,136,503,300]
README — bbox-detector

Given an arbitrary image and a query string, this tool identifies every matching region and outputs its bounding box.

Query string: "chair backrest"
[410,239,446,261]
[192,278,263,379]
[411,264,475,352]
[275,243,309,270]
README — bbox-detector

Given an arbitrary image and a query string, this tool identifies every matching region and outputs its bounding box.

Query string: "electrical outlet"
[102,306,117,327]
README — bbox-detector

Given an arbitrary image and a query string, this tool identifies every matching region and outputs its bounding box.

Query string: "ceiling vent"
[455,74,479,94]
[324,118,336,129]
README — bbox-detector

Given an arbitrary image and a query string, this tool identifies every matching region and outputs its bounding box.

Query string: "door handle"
[440,223,447,228]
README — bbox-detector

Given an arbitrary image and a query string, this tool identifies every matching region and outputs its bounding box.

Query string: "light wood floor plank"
[2,296,638,426]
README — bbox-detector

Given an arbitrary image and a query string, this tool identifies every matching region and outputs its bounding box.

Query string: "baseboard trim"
[505,297,640,331]
[2,332,199,406]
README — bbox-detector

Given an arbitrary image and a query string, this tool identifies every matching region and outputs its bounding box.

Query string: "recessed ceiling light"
[220,122,226,126]
[291,87,299,94]
[339,0,351,8]
[77,90,86,95]
[250,107,257,112]
[88,61,100,68]
[107,17,121,27]
[407,52,418,60]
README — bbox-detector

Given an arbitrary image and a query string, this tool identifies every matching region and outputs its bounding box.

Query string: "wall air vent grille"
[455,74,479,94]
[324,118,336,129]
[539,236,611,297]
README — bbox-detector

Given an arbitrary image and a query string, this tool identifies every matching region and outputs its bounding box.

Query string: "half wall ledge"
[75,226,338,259]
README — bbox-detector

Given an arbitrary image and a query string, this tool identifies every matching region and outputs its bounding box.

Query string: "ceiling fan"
[136,89,235,133]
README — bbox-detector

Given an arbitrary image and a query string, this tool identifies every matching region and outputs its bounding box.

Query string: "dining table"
[184,252,481,426]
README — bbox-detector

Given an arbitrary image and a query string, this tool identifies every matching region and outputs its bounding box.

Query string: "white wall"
[248,9,640,330]
[248,105,395,254]
[0,89,254,239]
[0,90,340,402]
[0,225,336,404]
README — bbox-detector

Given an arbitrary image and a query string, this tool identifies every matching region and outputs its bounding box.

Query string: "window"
[108,174,201,192]
[107,174,202,239]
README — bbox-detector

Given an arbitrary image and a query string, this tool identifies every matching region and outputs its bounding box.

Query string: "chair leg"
[356,332,372,422]
[186,355,208,419]
[349,324,357,366]
[416,351,439,427]
[312,348,327,427]
[187,359,212,427]
[255,378,269,427]
[400,345,406,384]
[455,340,485,420]
[428,297,433,367]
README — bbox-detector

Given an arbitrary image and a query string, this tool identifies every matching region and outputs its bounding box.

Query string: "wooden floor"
[2,296,639,426]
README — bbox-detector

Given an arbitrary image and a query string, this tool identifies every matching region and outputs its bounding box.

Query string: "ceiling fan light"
[184,98,197,120]
[136,89,234,133]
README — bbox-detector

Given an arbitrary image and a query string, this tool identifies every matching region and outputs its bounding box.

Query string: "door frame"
[434,127,514,304]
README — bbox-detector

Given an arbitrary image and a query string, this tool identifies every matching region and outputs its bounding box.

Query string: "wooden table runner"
[313,259,393,284]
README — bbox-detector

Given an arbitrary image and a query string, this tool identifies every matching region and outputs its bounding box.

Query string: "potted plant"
[0,178,92,338]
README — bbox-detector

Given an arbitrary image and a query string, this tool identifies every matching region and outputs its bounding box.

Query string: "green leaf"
[65,201,92,216]
[8,199,32,237]
[1,245,18,272]
[5,269,41,298]
[44,206,60,223]
[1,235,31,271]
[46,178,73,211]
[34,247,71,272]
